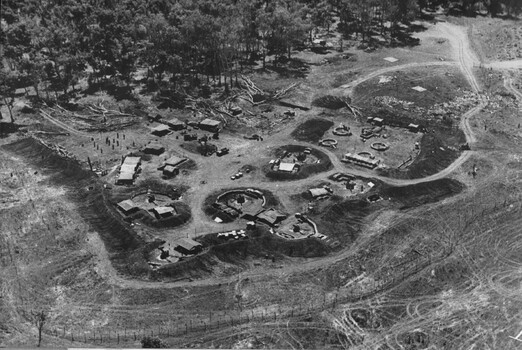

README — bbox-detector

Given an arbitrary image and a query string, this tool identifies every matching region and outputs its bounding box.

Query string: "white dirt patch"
[379,75,394,84]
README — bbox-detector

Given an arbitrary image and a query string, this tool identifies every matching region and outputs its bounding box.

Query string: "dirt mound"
[203,187,281,222]
[264,145,333,181]
[381,178,465,209]
[315,199,373,243]
[152,227,331,281]
[379,131,464,179]
[291,119,334,143]
[312,95,351,109]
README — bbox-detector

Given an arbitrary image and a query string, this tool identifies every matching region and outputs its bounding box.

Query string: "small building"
[165,155,187,167]
[166,117,185,130]
[174,238,203,255]
[117,171,135,185]
[163,165,179,177]
[151,206,176,219]
[199,118,222,132]
[372,117,384,126]
[230,106,242,115]
[151,124,171,136]
[256,208,287,227]
[144,143,165,155]
[123,156,141,168]
[117,156,141,185]
[341,153,380,169]
[309,188,331,199]
[117,199,138,215]
[120,164,137,174]
[408,123,420,132]
[278,162,299,173]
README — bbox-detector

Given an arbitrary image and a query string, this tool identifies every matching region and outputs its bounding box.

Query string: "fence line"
[45,249,449,345]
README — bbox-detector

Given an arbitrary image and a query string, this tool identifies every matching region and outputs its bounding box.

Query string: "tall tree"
[31,310,48,347]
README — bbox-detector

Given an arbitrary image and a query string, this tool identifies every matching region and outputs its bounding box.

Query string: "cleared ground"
[1,15,522,350]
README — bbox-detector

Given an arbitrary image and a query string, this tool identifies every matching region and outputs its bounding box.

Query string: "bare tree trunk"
[3,98,14,123]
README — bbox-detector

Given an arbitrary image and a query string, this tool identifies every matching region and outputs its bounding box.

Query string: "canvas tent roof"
[257,208,286,225]
[175,238,202,251]
[118,172,134,181]
[165,155,186,167]
[121,164,137,173]
[123,156,141,166]
[145,143,164,150]
[151,124,170,133]
[166,118,184,126]
[309,188,330,198]
[163,165,177,174]
[200,118,221,127]
[152,206,175,215]
[117,199,137,212]
[278,162,297,172]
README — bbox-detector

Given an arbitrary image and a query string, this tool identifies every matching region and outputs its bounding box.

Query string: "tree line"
[1,0,520,120]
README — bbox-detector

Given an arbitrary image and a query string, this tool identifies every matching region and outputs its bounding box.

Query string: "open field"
[2,10,522,350]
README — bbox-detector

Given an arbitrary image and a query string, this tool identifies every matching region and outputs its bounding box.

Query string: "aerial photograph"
[1,0,521,348]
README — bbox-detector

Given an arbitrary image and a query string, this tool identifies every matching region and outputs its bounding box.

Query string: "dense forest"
[1,0,521,120]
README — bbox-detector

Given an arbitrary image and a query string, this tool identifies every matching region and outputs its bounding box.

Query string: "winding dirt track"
[504,76,522,102]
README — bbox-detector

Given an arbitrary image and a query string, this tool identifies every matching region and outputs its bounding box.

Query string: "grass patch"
[291,118,334,143]
[353,67,469,108]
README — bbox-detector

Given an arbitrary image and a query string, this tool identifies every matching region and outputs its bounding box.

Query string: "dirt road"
[339,61,458,97]
[485,59,522,70]
[504,76,522,102]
